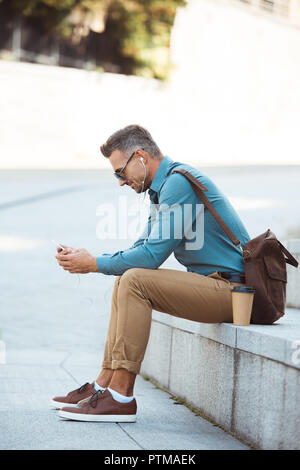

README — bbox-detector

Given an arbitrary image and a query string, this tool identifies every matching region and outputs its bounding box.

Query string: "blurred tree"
[0,0,186,79]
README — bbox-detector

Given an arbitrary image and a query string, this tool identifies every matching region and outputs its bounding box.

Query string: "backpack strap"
[171,169,242,249]
[277,241,299,267]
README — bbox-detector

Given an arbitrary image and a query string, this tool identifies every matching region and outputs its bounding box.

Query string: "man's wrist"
[90,256,99,273]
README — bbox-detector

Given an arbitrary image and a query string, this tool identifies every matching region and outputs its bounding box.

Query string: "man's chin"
[136,185,147,194]
[131,184,140,193]
[130,182,146,193]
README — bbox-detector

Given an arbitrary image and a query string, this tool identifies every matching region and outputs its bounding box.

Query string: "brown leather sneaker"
[50,382,95,409]
[58,389,137,422]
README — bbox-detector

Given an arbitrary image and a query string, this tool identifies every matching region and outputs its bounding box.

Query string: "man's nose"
[119,179,127,187]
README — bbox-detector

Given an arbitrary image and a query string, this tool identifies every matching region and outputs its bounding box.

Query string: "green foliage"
[1,0,187,79]
[106,0,186,79]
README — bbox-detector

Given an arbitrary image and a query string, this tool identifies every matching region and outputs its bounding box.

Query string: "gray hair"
[100,124,162,160]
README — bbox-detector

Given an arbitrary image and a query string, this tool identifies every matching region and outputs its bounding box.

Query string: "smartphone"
[51,239,65,251]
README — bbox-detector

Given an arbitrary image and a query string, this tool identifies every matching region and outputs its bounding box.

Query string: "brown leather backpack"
[172,169,299,325]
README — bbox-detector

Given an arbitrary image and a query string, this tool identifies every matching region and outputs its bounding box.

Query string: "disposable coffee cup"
[232,286,255,326]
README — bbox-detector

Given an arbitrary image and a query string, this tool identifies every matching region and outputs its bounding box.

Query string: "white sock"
[107,387,134,403]
[94,381,106,392]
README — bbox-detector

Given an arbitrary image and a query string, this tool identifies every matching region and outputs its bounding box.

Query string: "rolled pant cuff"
[102,359,141,375]
[102,361,113,369]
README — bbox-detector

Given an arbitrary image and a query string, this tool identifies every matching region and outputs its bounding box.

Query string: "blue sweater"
[96,156,250,276]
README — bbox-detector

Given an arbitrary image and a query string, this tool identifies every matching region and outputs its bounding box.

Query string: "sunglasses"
[114,148,144,181]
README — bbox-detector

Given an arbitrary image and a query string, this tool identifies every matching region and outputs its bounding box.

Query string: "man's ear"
[138,148,148,163]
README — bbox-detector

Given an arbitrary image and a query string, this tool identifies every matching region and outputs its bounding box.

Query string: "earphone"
[139,156,147,194]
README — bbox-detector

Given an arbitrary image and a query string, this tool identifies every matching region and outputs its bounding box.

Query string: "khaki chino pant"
[101,268,244,375]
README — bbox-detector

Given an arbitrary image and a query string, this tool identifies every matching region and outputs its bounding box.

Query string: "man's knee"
[119,268,147,286]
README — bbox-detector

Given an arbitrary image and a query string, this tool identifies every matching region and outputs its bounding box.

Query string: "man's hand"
[55,248,99,274]
[56,244,74,255]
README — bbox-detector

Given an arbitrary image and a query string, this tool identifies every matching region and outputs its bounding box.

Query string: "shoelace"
[77,382,89,394]
[89,390,105,408]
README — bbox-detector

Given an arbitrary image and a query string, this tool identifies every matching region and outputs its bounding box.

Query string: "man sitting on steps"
[52,124,250,422]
